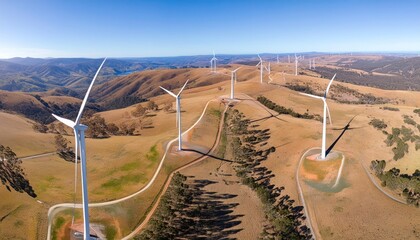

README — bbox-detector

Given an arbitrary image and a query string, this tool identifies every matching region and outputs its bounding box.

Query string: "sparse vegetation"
[135,172,192,239]
[226,109,311,239]
[257,96,318,120]
[371,160,420,207]
[0,145,36,197]
[403,115,417,126]
[369,118,387,130]
[383,106,400,111]
[54,134,75,162]
[131,104,146,117]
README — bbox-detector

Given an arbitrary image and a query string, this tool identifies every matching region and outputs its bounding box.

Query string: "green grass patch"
[208,108,222,118]
[105,225,117,240]
[146,145,159,162]
[101,174,147,191]
[120,161,141,171]
[51,217,65,240]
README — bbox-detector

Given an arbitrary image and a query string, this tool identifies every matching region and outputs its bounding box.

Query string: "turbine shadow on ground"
[182,148,233,162]
[238,97,288,123]
[326,115,358,156]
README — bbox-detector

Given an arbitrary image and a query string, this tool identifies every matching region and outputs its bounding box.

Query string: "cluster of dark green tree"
[0,145,36,198]
[225,109,312,239]
[34,100,161,137]
[284,82,389,105]
[257,96,317,121]
[136,172,243,239]
[369,116,420,161]
[371,160,419,207]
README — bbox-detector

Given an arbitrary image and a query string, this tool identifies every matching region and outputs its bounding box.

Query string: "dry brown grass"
[1,59,420,239]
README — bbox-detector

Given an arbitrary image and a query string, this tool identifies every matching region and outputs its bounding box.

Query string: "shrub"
[369,118,387,130]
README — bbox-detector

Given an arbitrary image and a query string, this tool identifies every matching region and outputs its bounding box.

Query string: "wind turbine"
[288,55,291,63]
[266,62,271,75]
[277,55,279,64]
[309,59,312,70]
[294,54,302,76]
[256,54,264,83]
[230,67,241,99]
[313,59,316,70]
[299,74,336,160]
[51,58,107,239]
[160,80,189,151]
[210,51,217,73]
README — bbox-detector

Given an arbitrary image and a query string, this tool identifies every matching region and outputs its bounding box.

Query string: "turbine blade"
[233,67,241,72]
[325,100,333,125]
[325,73,337,96]
[75,58,107,124]
[52,114,75,128]
[160,86,177,98]
[178,79,189,96]
[299,92,324,100]
[256,62,261,67]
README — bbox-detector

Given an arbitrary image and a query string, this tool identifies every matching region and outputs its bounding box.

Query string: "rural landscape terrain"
[1,1,420,239]
[0,53,419,239]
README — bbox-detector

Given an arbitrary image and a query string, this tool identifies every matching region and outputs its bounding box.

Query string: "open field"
[1,57,420,239]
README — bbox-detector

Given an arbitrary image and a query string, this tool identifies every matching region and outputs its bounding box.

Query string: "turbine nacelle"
[299,73,337,159]
[160,80,189,151]
[50,57,106,240]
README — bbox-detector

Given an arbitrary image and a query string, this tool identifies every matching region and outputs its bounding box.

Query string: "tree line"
[225,109,312,239]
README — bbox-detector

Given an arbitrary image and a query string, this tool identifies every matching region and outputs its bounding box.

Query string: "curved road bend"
[296,149,317,240]
[47,98,218,240]
[360,160,406,204]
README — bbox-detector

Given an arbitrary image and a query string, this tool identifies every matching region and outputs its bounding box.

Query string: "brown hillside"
[92,66,258,104]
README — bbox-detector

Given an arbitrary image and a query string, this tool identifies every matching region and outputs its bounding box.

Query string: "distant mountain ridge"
[0,54,295,93]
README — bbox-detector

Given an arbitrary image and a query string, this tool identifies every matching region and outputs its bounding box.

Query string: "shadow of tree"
[0,145,37,198]
[181,179,243,240]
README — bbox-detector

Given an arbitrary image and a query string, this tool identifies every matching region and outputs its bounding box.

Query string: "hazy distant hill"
[318,56,420,90]
[0,54,289,93]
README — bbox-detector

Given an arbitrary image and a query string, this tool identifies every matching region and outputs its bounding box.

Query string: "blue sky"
[0,0,419,58]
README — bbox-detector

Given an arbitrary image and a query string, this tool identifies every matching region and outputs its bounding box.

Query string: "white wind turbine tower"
[288,55,291,63]
[313,59,316,70]
[256,54,264,83]
[230,67,241,99]
[160,80,189,151]
[309,59,312,69]
[210,51,217,73]
[294,54,302,76]
[277,55,280,64]
[51,58,107,240]
[300,74,336,160]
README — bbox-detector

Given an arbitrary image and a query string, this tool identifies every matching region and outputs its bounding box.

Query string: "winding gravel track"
[46,98,218,240]
[359,160,406,204]
[121,103,229,239]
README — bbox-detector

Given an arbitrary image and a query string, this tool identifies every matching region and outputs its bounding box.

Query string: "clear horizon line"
[1,50,420,60]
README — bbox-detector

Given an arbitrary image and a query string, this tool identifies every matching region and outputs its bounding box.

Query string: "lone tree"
[162,101,173,112]
[84,115,110,138]
[132,104,146,117]
[55,134,75,162]
[147,100,158,111]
